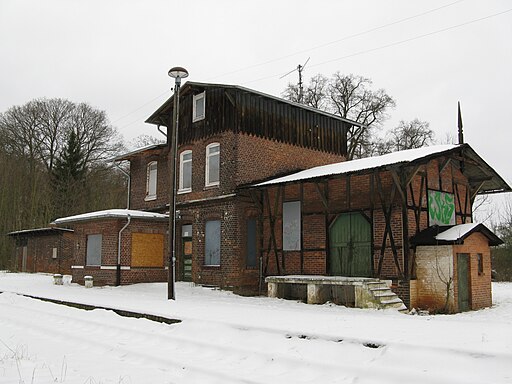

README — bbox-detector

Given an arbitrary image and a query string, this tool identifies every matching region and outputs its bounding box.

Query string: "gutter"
[117,214,131,286]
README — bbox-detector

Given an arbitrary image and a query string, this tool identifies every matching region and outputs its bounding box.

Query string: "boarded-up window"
[131,233,164,267]
[205,220,221,265]
[86,234,102,266]
[246,218,257,267]
[283,201,301,251]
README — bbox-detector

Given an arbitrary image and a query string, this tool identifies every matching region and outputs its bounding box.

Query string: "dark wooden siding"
[167,85,348,156]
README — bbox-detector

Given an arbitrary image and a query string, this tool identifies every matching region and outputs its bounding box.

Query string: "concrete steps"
[362,281,408,312]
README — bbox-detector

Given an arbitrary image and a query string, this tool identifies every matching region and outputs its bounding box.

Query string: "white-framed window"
[205,143,220,187]
[86,234,102,266]
[192,92,206,122]
[179,150,192,193]
[145,161,158,201]
[205,220,221,266]
[52,247,58,259]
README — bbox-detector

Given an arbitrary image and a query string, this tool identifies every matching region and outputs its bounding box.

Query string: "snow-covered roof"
[411,223,502,246]
[54,209,168,224]
[435,223,480,242]
[255,144,459,187]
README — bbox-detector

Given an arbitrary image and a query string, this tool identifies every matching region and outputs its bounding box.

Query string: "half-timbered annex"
[243,144,510,311]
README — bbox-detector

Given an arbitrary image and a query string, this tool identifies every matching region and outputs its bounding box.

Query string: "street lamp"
[168,66,189,300]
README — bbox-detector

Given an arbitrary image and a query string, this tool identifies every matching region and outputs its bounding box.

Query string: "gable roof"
[410,223,503,246]
[53,209,168,224]
[145,81,362,127]
[251,143,511,195]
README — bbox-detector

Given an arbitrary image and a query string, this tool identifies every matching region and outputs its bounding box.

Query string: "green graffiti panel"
[428,190,456,225]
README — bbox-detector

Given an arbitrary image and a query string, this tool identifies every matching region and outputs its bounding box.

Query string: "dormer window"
[145,161,157,201]
[192,92,205,122]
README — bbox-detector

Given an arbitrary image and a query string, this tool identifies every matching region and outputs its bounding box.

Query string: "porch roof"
[410,223,503,246]
[251,143,510,195]
[8,227,74,237]
[53,209,168,225]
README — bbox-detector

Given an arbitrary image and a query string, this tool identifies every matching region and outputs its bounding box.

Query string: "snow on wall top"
[54,209,168,224]
[435,223,480,242]
[255,144,460,187]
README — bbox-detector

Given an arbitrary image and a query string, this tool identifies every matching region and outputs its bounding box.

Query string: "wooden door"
[457,253,470,312]
[182,238,193,282]
[329,213,372,277]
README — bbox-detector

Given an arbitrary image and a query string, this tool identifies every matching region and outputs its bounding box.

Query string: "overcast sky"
[1,0,511,217]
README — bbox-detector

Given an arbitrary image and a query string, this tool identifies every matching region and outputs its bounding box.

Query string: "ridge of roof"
[53,209,168,224]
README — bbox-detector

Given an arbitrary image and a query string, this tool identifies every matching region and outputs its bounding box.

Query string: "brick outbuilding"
[53,209,169,286]
[8,227,74,274]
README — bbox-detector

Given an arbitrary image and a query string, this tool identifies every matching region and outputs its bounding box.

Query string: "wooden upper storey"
[146,82,359,156]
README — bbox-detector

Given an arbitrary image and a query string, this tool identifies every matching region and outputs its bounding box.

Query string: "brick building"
[244,144,509,311]
[8,227,74,274]
[53,209,169,286]
[8,81,509,312]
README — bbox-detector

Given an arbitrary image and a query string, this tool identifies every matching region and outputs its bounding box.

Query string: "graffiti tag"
[428,190,455,225]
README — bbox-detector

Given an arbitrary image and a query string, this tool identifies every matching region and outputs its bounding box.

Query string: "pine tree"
[51,130,87,218]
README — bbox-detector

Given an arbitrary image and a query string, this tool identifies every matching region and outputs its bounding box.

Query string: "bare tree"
[129,134,165,149]
[283,72,395,159]
[387,119,435,151]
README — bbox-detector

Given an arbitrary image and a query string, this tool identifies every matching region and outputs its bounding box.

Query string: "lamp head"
[168,67,189,79]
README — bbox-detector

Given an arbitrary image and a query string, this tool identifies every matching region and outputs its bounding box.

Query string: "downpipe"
[117,214,131,286]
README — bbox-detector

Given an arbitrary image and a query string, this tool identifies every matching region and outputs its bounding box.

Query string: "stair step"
[381,298,403,305]
[370,287,391,292]
[373,293,396,298]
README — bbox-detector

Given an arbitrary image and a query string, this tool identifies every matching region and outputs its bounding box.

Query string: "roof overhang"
[114,143,167,162]
[8,227,74,237]
[246,143,511,196]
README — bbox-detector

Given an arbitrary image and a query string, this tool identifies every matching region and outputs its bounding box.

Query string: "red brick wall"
[13,232,74,274]
[236,133,345,186]
[129,148,169,211]
[69,218,168,286]
[453,232,492,310]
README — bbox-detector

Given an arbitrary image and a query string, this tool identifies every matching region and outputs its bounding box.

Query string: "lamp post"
[168,66,189,300]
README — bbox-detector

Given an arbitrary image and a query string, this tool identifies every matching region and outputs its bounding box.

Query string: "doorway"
[329,212,372,277]
[457,253,470,312]
[181,224,193,282]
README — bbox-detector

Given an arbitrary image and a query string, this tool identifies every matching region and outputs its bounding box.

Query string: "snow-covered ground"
[0,272,511,384]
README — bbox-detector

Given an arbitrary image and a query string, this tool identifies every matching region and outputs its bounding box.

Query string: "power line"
[206,0,466,82]
[112,1,466,129]
[242,7,512,86]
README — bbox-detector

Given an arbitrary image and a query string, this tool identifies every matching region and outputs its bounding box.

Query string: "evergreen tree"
[51,130,87,218]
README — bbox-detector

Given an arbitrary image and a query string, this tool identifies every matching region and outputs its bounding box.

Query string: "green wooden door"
[329,213,372,277]
[457,253,470,312]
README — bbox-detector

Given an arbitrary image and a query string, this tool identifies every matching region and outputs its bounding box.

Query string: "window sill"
[145,195,157,201]
[177,189,192,194]
[204,184,220,190]
[203,264,221,268]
